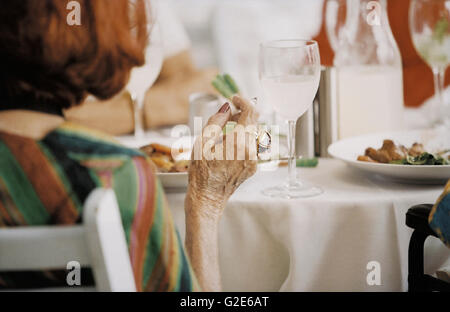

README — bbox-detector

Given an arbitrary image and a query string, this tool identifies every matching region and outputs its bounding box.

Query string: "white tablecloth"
[166,158,450,292]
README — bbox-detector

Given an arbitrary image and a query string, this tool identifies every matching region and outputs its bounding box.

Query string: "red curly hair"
[0,0,148,114]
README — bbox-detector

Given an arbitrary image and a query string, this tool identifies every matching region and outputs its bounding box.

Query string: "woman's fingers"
[219,129,258,161]
[231,96,259,126]
[202,103,232,141]
[195,98,259,161]
[206,103,232,129]
[230,113,241,123]
[245,128,258,160]
[192,103,231,161]
[231,95,251,112]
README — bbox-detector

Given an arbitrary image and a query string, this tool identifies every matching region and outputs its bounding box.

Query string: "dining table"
[117,107,450,292]
[164,158,450,292]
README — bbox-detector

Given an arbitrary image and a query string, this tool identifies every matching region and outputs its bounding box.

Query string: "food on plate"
[357,139,449,165]
[144,143,172,155]
[140,143,191,173]
[356,155,378,163]
[395,152,449,166]
[172,160,190,172]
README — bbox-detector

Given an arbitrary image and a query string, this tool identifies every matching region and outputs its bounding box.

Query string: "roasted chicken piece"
[380,140,407,161]
[365,147,391,163]
[140,143,191,173]
[357,155,378,163]
[358,140,430,164]
[140,145,155,156]
[149,143,173,157]
[171,160,190,173]
[361,140,408,163]
[150,156,174,172]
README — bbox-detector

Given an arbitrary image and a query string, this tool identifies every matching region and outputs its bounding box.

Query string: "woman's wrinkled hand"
[185,95,259,221]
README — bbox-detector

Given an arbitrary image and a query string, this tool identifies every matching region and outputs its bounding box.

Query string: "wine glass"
[259,40,322,199]
[127,1,164,138]
[409,0,450,126]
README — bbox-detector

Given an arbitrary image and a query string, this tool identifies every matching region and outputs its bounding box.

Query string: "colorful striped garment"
[429,180,450,248]
[0,122,199,291]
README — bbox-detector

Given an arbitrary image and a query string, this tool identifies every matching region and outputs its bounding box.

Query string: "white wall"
[169,0,324,97]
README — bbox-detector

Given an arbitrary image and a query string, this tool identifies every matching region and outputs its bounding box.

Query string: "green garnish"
[433,17,449,44]
[212,79,234,99]
[296,158,319,168]
[389,152,449,166]
[223,74,240,94]
[212,74,240,99]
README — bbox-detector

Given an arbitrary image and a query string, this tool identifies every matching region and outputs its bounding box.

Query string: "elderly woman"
[0,0,257,291]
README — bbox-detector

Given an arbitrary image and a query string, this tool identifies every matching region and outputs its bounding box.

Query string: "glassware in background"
[188,93,221,135]
[325,0,347,52]
[127,0,164,138]
[259,40,322,199]
[409,0,450,127]
[328,0,404,139]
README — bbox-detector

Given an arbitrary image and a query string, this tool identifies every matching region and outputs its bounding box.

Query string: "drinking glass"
[259,40,322,199]
[410,0,450,126]
[326,0,404,139]
[127,1,164,138]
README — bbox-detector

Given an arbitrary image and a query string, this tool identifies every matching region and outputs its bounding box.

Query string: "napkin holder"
[296,66,339,158]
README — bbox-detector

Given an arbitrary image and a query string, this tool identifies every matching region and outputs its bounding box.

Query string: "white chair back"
[0,188,136,292]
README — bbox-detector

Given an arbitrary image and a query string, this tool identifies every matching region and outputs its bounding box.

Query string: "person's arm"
[184,196,222,292]
[142,0,219,128]
[183,96,259,292]
[143,51,218,128]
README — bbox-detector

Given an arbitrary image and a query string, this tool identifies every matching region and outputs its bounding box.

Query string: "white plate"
[157,172,188,189]
[116,134,194,151]
[328,129,450,184]
[116,134,193,189]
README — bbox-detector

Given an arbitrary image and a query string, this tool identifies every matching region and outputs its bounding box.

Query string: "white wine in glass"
[410,0,450,126]
[259,40,322,199]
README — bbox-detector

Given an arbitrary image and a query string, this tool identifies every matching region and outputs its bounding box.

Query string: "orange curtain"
[313,0,450,108]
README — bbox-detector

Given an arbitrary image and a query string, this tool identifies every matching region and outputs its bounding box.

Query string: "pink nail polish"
[219,103,230,113]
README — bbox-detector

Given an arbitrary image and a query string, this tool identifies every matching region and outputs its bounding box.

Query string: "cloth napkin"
[429,180,450,248]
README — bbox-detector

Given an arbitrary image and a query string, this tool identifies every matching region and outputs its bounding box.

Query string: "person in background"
[64,0,218,135]
[430,181,450,249]
[0,0,257,291]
